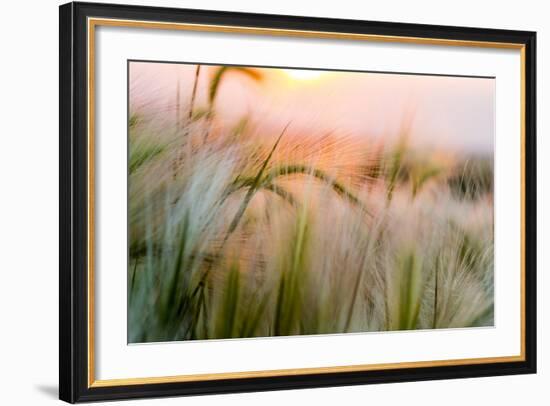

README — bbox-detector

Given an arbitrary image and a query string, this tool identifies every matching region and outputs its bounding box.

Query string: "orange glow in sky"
[283,69,324,81]
[129,62,495,154]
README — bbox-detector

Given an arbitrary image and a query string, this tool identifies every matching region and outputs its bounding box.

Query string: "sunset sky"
[129,61,495,155]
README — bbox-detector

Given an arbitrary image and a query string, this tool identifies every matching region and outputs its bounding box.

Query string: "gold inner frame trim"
[87,17,527,388]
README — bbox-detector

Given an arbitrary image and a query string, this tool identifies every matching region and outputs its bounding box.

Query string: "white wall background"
[0,0,546,404]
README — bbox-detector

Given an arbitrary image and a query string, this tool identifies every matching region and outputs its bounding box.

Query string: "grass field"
[128,63,494,343]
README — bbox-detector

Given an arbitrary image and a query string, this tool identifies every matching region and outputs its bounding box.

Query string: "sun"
[283,69,324,81]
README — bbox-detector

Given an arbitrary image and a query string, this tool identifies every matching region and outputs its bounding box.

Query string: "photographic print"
[128,61,495,343]
[60,5,536,401]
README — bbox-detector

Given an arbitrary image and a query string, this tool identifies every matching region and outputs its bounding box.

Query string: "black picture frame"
[60,1,537,403]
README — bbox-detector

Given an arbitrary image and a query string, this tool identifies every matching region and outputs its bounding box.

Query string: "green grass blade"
[215,264,241,338]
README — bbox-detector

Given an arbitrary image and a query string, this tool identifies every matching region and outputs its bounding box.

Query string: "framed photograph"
[59,1,536,403]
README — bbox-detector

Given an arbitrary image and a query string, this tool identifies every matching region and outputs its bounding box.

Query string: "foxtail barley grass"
[128,64,494,342]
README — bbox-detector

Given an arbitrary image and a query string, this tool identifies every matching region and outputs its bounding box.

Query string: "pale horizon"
[129,61,495,155]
